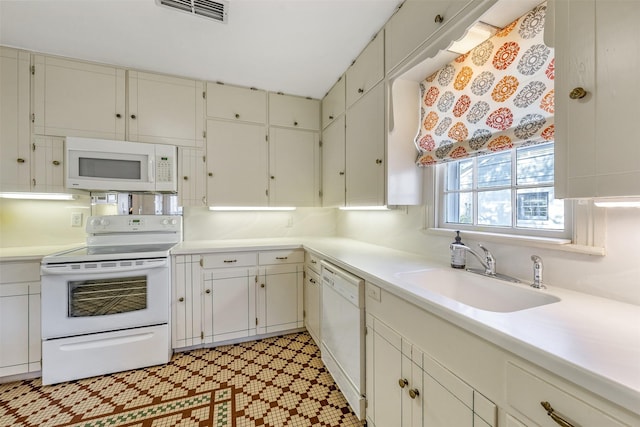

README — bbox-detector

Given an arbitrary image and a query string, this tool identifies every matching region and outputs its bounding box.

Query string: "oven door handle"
[41,259,168,275]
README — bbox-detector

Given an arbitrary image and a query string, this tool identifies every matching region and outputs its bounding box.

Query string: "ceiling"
[0,0,402,99]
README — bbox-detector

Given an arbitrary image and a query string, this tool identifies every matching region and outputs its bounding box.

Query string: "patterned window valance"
[415,3,554,166]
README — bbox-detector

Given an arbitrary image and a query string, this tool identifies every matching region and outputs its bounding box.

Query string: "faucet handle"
[477,244,496,274]
[531,255,545,289]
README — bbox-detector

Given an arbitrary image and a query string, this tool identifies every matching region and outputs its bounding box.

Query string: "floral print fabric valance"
[415,3,554,166]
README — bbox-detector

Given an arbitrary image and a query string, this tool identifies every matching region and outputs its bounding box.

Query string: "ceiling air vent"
[156,0,229,23]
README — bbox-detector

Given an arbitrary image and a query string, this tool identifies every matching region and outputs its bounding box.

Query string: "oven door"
[41,258,169,339]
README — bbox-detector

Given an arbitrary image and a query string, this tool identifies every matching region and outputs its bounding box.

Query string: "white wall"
[182,207,337,241]
[336,205,640,306]
[0,196,90,247]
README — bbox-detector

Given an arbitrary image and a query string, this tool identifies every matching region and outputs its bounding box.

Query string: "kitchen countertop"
[174,237,640,416]
[0,243,84,262]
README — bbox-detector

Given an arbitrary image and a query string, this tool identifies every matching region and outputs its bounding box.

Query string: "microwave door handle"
[149,157,155,183]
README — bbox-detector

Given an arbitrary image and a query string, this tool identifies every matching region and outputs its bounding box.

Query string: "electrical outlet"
[71,212,83,227]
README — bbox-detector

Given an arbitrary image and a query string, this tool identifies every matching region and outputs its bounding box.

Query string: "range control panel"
[86,215,182,233]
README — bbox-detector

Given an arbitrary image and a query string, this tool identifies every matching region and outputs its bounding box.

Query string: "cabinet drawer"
[268,93,320,130]
[304,252,321,274]
[0,261,41,283]
[506,363,626,427]
[206,82,267,124]
[259,249,304,265]
[305,268,320,287]
[201,252,256,269]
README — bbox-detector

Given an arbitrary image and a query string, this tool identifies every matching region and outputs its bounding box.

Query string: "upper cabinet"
[268,93,320,131]
[321,116,346,208]
[385,0,473,74]
[32,55,126,140]
[206,82,267,124]
[0,47,31,192]
[127,71,204,147]
[321,77,345,129]
[554,0,640,198]
[346,32,384,108]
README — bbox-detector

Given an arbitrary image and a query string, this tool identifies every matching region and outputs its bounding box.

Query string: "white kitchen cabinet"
[31,135,65,193]
[0,47,31,192]
[321,116,346,207]
[205,119,268,206]
[178,147,206,207]
[346,82,385,206]
[256,249,304,335]
[0,261,41,378]
[303,251,322,345]
[127,71,204,147]
[268,92,320,131]
[268,127,320,207]
[32,55,126,139]
[554,0,640,198]
[172,254,202,348]
[206,82,267,124]
[346,32,384,108]
[384,0,473,74]
[321,77,345,129]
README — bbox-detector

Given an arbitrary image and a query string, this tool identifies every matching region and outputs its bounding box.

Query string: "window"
[437,142,570,238]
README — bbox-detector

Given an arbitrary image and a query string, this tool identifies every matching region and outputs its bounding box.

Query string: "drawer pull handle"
[223,259,237,263]
[178,297,184,302]
[309,278,317,284]
[541,402,576,427]
[276,256,288,260]
[398,378,408,388]
[311,260,317,264]
[409,388,419,399]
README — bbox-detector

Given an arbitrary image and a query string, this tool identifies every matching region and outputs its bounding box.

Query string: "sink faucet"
[530,255,545,289]
[451,243,496,275]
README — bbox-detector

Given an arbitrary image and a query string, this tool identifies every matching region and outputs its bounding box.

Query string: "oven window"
[79,157,142,180]
[68,276,147,317]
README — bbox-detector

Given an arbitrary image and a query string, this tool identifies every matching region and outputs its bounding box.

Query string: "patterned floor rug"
[0,332,362,427]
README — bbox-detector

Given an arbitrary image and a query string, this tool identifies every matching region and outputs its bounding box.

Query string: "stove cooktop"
[42,243,178,264]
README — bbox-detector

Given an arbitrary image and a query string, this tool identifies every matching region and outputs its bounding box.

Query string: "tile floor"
[0,332,363,427]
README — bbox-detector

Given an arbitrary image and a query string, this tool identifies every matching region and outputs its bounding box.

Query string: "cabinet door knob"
[235,113,240,119]
[271,175,275,179]
[569,87,587,100]
[376,159,383,164]
[339,171,345,175]
[435,14,444,23]
[52,160,60,166]
[178,297,185,302]
[183,176,189,180]
[116,113,122,118]
[260,283,265,288]
[541,402,576,427]
[208,172,213,177]
[328,115,334,120]
[131,114,137,119]
[17,158,25,164]
[205,289,211,294]
[409,388,420,399]
[398,378,408,388]
[294,121,298,126]
[358,88,364,94]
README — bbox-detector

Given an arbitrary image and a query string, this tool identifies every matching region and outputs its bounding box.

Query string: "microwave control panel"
[154,144,177,192]
[156,155,173,183]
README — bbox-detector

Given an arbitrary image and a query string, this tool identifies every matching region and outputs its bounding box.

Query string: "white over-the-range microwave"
[66,137,177,193]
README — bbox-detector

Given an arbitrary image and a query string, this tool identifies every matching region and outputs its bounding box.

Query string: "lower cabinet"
[303,251,321,345]
[0,261,41,378]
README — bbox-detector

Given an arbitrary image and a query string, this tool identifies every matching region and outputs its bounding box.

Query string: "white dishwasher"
[320,261,365,420]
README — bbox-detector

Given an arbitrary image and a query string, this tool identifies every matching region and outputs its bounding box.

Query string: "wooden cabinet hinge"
[32,143,36,151]
[319,141,323,148]
[265,189,269,196]
[30,65,35,75]
[202,155,206,163]
[265,135,268,142]
[303,310,306,318]
[255,317,258,326]
[303,271,306,279]
[199,258,203,267]
[255,275,258,283]
[203,130,206,138]
[202,91,206,99]
[31,113,35,123]
[201,331,204,340]
[319,190,323,198]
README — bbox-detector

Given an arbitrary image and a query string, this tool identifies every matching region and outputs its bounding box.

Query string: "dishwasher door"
[320,261,365,420]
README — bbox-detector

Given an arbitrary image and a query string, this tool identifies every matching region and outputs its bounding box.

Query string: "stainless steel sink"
[394,268,560,313]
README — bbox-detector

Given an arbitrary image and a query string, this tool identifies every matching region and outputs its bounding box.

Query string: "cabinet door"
[385,0,472,74]
[322,116,346,207]
[369,321,403,427]
[206,82,267,124]
[346,33,384,108]
[31,135,65,193]
[322,77,345,129]
[178,147,206,207]
[303,268,320,345]
[0,288,29,376]
[206,119,268,206]
[268,93,320,130]
[257,264,303,334]
[555,0,640,198]
[269,128,320,207]
[28,286,41,372]
[32,55,125,139]
[0,47,31,192]
[422,370,473,426]
[202,267,255,343]
[346,82,385,206]
[172,255,202,348]
[128,71,204,147]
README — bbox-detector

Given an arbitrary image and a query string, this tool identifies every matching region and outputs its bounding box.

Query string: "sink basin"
[394,269,560,313]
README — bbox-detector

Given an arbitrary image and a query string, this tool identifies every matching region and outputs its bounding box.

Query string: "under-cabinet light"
[448,22,499,55]
[208,206,296,211]
[339,205,390,211]
[593,198,640,208]
[0,192,77,201]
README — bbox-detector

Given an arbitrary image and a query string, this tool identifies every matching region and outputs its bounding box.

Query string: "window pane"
[445,192,473,224]
[517,143,554,185]
[478,189,511,226]
[447,159,473,191]
[516,187,564,230]
[478,152,511,188]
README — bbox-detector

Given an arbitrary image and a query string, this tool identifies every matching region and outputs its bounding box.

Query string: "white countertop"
[0,243,84,262]
[174,237,640,416]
